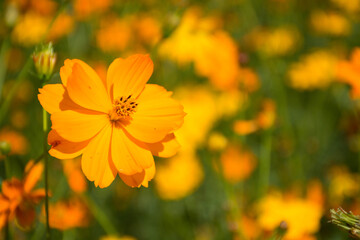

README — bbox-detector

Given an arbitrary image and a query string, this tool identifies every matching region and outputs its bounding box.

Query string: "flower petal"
[23,161,43,194]
[15,204,36,229]
[123,84,185,143]
[147,133,181,158]
[48,130,90,160]
[60,59,107,88]
[110,54,154,100]
[67,63,112,113]
[81,123,116,188]
[111,127,154,175]
[38,84,82,114]
[119,164,155,188]
[51,109,108,142]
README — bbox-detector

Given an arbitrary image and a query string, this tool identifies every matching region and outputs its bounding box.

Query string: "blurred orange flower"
[47,198,89,230]
[73,0,112,20]
[0,160,45,229]
[220,145,257,183]
[38,54,185,188]
[337,48,360,99]
[234,99,276,136]
[62,158,88,193]
[96,16,132,53]
[0,128,28,156]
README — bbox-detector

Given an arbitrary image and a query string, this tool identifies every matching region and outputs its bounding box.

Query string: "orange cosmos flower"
[38,54,185,188]
[0,160,46,229]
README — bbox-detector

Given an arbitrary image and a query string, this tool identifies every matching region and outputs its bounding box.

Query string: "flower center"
[109,95,138,122]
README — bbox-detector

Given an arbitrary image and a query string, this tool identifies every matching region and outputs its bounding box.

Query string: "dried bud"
[330,208,360,239]
[32,42,56,81]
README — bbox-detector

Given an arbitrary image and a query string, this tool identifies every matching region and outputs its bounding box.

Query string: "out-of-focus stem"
[83,194,119,236]
[42,106,50,239]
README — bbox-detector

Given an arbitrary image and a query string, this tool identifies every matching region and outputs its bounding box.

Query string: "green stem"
[258,129,272,197]
[83,194,119,236]
[43,107,50,239]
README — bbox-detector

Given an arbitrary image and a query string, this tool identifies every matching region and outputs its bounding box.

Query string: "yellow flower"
[331,0,360,13]
[159,8,240,91]
[12,12,74,46]
[257,184,323,239]
[12,11,48,46]
[288,50,338,90]
[328,166,360,205]
[245,27,299,56]
[38,54,185,188]
[310,11,350,36]
[155,151,203,200]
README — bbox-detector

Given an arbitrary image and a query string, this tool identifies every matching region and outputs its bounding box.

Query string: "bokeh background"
[1,0,360,239]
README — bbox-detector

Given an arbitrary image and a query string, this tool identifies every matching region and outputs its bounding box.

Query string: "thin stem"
[43,107,50,239]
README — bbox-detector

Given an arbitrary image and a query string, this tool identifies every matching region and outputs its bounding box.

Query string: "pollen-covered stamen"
[109,95,138,122]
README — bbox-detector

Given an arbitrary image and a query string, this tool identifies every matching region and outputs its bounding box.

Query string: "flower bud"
[0,141,11,156]
[32,42,57,81]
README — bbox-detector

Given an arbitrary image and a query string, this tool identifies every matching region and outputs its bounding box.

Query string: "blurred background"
[1,0,360,239]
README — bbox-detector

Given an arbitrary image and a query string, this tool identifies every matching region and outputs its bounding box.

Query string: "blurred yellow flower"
[220,145,257,183]
[12,12,74,46]
[257,189,323,239]
[244,27,299,57]
[47,198,89,230]
[328,166,360,205]
[331,0,360,13]
[207,132,228,151]
[159,8,240,91]
[12,11,48,46]
[310,11,350,36]
[155,151,203,200]
[336,48,360,99]
[288,50,338,90]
